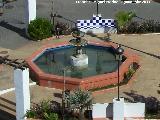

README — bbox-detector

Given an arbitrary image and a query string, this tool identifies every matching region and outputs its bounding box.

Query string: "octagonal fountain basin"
[26,41,139,90]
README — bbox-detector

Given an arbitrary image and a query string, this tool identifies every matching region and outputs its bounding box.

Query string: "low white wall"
[113,98,124,120]
[77,14,117,34]
[92,100,145,119]
[0,82,36,96]
[92,103,113,118]
[24,0,36,29]
[81,28,104,34]
[80,27,117,34]
[124,103,145,118]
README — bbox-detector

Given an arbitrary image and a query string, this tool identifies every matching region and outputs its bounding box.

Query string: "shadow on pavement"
[0,97,16,120]
[0,109,16,120]
[123,92,160,118]
[0,20,29,39]
[93,35,160,60]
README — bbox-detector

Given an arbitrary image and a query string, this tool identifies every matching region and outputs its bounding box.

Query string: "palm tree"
[66,89,93,120]
[115,11,136,29]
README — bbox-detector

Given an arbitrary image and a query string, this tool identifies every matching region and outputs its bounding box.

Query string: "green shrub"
[115,11,136,29]
[28,18,53,41]
[25,110,37,118]
[54,21,72,35]
[124,68,135,80]
[44,112,59,120]
[124,21,139,34]
[25,100,61,119]
[118,20,160,34]
[66,89,93,120]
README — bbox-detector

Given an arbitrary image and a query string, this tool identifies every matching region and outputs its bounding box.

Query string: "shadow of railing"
[123,92,160,118]
[0,97,16,106]
[54,93,62,99]
[0,97,16,120]
[0,20,29,39]
[0,109,16,120]
[91,35,160,60]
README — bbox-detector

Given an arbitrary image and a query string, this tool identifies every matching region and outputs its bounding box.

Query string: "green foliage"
[54,21,71,35]
[25,110,37,118]
[44,112,59,120]
[40,100,52,114]
[66,89,93,120]
[124,67,135,80]
[119,20,160,34]
[66,89,92,110]
[28,18,53,41]
[115,11,136,29]
[25,100,61,120]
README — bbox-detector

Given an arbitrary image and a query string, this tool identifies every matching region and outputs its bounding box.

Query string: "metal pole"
[96,0,99,16]
[117,55,120,101]
[62,68,66,120]
[63,68,66,92]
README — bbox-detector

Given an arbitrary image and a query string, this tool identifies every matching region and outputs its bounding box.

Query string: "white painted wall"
[92,98,145,119]
[92,103,112,118]
[81,28,105,34]
[0,82,36,95]
[14,68,30,120]
[80,27,117,34]
[24,0,36,28]
[113,98,124,120]
[124,103,145,118]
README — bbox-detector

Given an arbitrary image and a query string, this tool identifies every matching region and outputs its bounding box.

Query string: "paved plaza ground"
[0,0,160,119]
[0,0,160,49]
[0,33,160,119]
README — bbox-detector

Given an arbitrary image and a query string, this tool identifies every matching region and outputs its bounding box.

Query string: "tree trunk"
[79,108,84,120]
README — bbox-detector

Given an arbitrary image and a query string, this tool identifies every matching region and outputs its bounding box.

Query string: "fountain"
[69,29,88,69]
[26,31,140,90]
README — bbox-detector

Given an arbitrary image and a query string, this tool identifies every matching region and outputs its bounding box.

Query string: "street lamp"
[115,44,124,101]
[87,0,99,15]
[96,0,99,16]
[62,66,72,120]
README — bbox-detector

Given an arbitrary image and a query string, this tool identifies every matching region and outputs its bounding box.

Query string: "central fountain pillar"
[69,29,88,69]
[70,54,88,68]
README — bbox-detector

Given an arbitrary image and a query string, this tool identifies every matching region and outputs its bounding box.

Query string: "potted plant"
[66,89,93,120]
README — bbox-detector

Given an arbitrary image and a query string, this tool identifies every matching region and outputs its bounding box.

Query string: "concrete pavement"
[0,0,160,49]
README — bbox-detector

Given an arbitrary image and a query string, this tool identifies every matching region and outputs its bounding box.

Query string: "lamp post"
[115,44,124,101]
[88,0,99,15]
[96,0,99,16]
[62,67,67,120]
[62,66,71,120]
